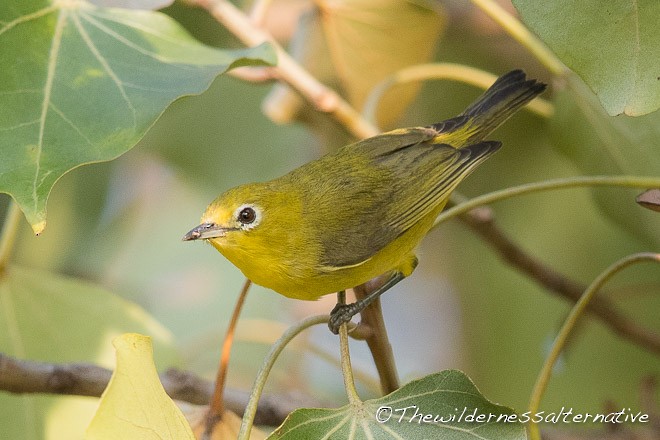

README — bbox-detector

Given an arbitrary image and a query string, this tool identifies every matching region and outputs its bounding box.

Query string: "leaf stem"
[469,0,566,75]
[337,291,362,405]
[237,314,329,440]
[527,252,660,440]
[434,175,660,230]
[0,201,22,272]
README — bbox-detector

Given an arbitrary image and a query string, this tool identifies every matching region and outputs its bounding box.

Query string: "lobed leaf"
[512,0,660,116]
[269,370,526,440]
[0,0,275,233]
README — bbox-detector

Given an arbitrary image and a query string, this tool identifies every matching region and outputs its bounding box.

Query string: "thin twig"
[237,315,330,440]
[248,0,273,26]
[469,0,566,75]
[204,279,252,437]
[337,291,361,404]
[363,63,553,128]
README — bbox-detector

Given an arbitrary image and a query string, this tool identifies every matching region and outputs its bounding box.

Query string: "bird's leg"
[328,272,405,334]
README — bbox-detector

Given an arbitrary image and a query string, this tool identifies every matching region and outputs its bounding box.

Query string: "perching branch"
[352,280,400,394]
[0,352,317,426]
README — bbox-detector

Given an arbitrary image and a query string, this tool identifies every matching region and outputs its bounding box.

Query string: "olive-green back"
[284,129,499,268]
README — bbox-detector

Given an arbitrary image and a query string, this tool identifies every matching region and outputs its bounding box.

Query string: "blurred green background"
[0,0,658,438]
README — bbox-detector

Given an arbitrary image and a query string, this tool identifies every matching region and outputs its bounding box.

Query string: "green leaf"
[0,265,178,440]
[549,75,660,246]
[512,0,660,116]
[0,0,275,234]
[268,370,526,440]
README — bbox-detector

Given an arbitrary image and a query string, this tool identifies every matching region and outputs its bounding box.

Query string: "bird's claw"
[328,303,357,334]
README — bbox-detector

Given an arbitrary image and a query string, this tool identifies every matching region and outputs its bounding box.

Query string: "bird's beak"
[182,223,231,241]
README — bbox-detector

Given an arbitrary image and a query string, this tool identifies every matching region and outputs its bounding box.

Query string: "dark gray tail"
[430,70,546,145]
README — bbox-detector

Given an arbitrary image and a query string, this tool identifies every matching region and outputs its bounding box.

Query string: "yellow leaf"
[317,0,445,126]
[264,0,445,138]
[86,333,195,440]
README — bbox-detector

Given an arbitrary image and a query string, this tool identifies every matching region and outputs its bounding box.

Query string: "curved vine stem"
[469,0,566,75]
[337,291,361,405]
[527,252,660,440]
[237,315,329,440]
[433,175,660,230]
[0,201,22,272]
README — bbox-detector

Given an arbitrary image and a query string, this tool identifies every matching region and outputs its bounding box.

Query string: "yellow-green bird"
[184,70,546,333]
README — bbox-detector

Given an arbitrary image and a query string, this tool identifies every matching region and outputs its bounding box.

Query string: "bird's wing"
[307,126,500,269]
[382,140,501,234]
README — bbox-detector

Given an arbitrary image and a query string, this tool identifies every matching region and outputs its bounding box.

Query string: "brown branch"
[459,206,660,355]
[0,352,318,426]
[2,352,658,438]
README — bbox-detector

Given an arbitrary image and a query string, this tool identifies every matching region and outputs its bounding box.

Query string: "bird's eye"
[238,207,256,224]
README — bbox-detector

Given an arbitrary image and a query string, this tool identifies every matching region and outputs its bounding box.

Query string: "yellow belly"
[216,204,442,301]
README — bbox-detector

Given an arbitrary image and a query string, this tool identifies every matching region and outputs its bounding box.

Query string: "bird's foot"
[328,302,359,334]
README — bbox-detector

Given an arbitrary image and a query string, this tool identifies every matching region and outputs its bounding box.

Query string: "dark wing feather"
[383,141,501,233]
[295,127,500,268]
[295,127,436,268]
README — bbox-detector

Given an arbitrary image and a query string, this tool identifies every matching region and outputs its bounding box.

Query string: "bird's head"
[182,183,270,247]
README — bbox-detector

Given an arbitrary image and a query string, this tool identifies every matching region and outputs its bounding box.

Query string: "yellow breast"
[210,201,443,300]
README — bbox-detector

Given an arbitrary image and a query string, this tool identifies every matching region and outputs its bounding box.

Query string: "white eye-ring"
[235,204,261,230]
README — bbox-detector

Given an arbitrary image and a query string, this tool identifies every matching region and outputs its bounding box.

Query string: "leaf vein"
[0,5,57,36]
[49,103,94,147]
[0,119,40,132]
[71,12,137,129]
[79,11,176,64]
[34,8,67,210]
